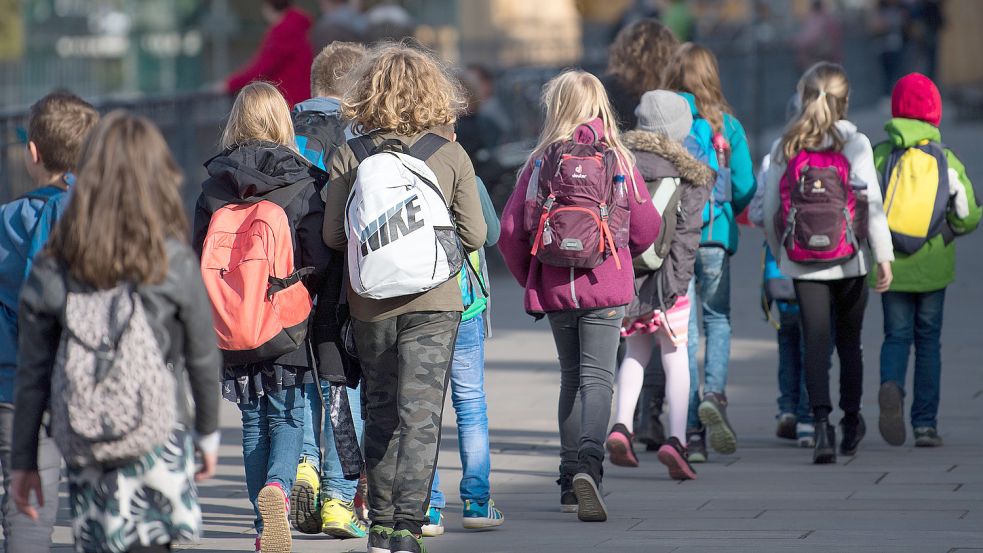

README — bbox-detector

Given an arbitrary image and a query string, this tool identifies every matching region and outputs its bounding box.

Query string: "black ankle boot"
[840,413,866,456]
[813,420,837,464]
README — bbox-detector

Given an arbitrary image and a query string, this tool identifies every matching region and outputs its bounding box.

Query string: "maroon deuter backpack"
[526,125,630,270]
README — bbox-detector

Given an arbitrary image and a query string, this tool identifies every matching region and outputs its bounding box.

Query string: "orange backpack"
[200,201,313,365]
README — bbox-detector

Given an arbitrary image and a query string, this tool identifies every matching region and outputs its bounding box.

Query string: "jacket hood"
[275,8,312,36]
[573,118,609,144]
[202,141,315,211]
[294,96,342,116]
[622,130,716,187]
[883,117,942,149]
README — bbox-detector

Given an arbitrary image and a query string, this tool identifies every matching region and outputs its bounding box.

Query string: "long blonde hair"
[221,81,298,152]
[528,70,640,199]
[780,62,850,160]
[664,43,732,134]
[47,111,187,289]
[342,43,465,136]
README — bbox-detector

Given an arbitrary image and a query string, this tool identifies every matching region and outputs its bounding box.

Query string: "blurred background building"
[2,0,982,207]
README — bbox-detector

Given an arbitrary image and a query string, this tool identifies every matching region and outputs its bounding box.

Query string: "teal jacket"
[872,118,981,292]
[679,93,756,254]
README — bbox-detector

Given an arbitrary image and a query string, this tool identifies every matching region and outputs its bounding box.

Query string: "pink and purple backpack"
[776,150,867,264]
[524,125,630,270]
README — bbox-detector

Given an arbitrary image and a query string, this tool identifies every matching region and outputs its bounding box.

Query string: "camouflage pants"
[353,311,460,535]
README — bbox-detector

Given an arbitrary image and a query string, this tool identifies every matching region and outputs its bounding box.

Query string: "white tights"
[613,332,690,442]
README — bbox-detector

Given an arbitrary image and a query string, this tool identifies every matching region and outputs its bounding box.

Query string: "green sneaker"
[389,529,427,553]
[289,457,321,534]
[368,525,393,553]
[320,498,367,539]
[462,499,505,529]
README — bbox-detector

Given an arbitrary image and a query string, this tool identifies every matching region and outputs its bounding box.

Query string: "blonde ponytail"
[781,62,850,161]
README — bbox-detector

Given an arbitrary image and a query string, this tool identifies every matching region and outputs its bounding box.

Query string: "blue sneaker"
[421,505,444,537]
[461,499,505,529]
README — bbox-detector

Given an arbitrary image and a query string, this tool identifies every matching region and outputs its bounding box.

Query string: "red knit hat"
[891,73,942,126]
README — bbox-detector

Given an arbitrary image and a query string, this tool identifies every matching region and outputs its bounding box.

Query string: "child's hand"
[195,451,218,482]
[11,470,43,521]
[875,261,893,293]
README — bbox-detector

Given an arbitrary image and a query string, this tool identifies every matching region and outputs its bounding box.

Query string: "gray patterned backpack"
[50,286,177,467]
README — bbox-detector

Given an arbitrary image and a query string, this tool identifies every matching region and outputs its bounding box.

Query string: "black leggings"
[793,277,868,420]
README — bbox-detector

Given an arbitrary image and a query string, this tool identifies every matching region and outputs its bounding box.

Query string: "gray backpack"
[50,286,176,468]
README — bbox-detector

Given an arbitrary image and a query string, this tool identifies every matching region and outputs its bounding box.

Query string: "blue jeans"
[687,246,732,429]
[430,314,490,509]
[880,289,946,428]
[776,303,812,423]
[301,381,364,502]
[238,384,307,532]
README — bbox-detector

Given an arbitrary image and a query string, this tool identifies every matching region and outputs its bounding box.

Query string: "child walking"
[749,94,816,448]
[665,43,757,462]
[763,62,895,464]
[0,90,98,552]
[605,90,715,481]
[499,70,661,522]
[289,41,369,539]
[12,111,221,553]
[874,73,981,448]
[322,44,487,553]
[194,82,334,552]
[423,124,504,536]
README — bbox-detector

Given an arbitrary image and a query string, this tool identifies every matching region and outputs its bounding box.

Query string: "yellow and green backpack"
[881,140,953,254]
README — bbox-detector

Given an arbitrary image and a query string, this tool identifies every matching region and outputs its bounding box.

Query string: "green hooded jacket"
[872,118,981,292]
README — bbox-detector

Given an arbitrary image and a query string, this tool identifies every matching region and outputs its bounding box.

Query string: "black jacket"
[12,240,221,471]
[193,141,335,369]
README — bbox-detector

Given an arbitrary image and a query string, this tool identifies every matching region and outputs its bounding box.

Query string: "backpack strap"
[348,135,377,164]
[408,133,449,162]
[267,267,315,299]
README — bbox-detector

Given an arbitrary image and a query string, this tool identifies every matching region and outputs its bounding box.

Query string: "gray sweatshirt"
[763,120,895,280]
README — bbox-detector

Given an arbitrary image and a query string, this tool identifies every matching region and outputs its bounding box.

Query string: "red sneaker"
[657,437,697,481]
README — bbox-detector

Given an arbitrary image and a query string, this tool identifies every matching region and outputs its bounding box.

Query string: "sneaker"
[878,381,906,446]
[421,505,444,537]
[462,499,505,529]
[290,457,321,534]
[776,413,797,440]
[839,413,866,456]
[321,498,368,539]
[605,423,639,467]
[813,420,836,465]
[557,474,577,513]
[914,426,944,447]
[389,529,427,553]
[257,483,291,553]
[572,473,607,522]
[698,392,738,454]
[656,437,697,481]
[796,422,816,448]
[368,525,393,553]
[686,430,708,463]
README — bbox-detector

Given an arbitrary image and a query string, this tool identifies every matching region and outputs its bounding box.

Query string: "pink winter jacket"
[499,119,661,315]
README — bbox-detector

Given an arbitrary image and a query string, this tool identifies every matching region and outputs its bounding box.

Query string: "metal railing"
[0,91,232,213]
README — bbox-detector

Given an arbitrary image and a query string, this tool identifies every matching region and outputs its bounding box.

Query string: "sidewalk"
[48,107,983,552]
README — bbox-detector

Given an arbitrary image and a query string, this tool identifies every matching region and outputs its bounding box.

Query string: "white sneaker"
[796,422,816,448]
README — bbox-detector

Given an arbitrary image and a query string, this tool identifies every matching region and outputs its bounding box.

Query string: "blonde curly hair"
[342,44,465,137]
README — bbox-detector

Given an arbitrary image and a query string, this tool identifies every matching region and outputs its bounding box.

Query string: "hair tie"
[818,89,827,99]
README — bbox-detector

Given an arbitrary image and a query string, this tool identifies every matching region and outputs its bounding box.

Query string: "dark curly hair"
[606,19,680,97]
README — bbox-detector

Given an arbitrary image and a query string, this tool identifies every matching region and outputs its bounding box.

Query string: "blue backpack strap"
[408,133,448,163]
[23,187,66,280]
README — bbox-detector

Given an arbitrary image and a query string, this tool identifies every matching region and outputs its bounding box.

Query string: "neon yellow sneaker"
[290,458,321,534]
[320,498,368,539]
